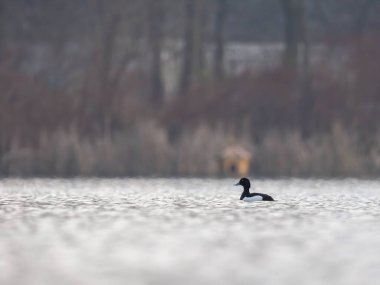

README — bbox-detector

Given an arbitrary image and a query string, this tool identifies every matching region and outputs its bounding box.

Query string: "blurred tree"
[353,0,377,38]
[0,0,4,62]
[84,0,141,134]
[297,0,313,135]
[193,0,207,83]
[179,0,207,94]
[281,0,314,135]
[281,0,303,70]
[312,0,380,40]
[146,0,164,105]
[213,0,228,81]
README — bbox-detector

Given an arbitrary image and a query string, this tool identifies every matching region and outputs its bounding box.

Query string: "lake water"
[1,178,380,285]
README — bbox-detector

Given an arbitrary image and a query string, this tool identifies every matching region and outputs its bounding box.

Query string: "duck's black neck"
[240,186,251,198]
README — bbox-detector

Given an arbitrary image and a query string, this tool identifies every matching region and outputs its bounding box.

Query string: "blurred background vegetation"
[0,0,379,177]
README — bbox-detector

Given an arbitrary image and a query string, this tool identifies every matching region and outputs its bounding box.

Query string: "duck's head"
[234,177,250,189]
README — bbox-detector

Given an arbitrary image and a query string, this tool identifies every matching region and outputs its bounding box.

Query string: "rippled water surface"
[1,178,380,285]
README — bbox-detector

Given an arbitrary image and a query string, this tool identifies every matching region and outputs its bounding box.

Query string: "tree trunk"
[297,0,314,135]
[0,1,4,63]
[179,0,205,94]
[147,0,164,105]
[354,0,377,39]
[281,0,301,70]
[179,0,195,94]
[213,0,228,81]
[100,14,120,135]
[193,0,206,82]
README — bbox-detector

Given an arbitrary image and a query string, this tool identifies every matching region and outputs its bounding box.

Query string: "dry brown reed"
[2,123,379,177]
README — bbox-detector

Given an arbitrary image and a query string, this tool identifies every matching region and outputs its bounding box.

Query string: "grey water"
[1,178,380,285]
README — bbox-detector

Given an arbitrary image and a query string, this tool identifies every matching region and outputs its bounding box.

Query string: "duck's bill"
[234,183,240,186]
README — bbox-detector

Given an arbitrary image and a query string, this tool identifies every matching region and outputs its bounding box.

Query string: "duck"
[234,177,274,202]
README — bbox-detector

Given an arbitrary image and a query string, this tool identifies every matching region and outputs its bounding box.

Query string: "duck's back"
[241,193,274,202]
